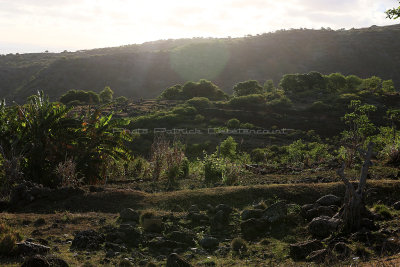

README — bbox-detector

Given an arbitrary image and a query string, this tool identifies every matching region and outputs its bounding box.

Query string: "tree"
[100,86,114,103]
[337,143,375,233]
[160,85,183,100]
[264,80,275,92]
[233,80,263,97]
[386,1,400,19]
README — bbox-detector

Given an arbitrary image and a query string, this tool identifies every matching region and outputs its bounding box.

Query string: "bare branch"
[357,142,374,196]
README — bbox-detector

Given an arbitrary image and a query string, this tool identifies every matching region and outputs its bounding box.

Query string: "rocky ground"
[1,171,400,266]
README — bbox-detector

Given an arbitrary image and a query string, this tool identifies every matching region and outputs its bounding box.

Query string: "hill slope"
[1,24,400,101]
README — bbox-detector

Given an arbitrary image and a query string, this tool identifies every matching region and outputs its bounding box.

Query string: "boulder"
[215,204,233,215]
[119,208,139,223]
[210,210,230,231]
[71,230,105,250]
[21,255,50,267]
[166,253,193,267]
[46,256,69,267]
[289,240,323,260]
[241,209,264,220]
[333,242,351,258]
[304,205,336,221]
[240,218,268,240]
[306,249,328,263]
[308,216,342,238]
[199,237,219,250]
[263,201,287,223]
[316,195,341,206]
[188,205,200,213]
[17,241,50,256]
[167,231,195,246]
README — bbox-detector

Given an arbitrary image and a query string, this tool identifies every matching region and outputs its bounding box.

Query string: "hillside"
[1,24,400,102]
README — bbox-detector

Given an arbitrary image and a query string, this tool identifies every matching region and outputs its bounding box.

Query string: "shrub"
[226,118,240,129]
[231,237,247,252]
[373,204,393,219]
[172,106,197,116]
[251,148,266,163]
[219,136,237,160]
[233,80,263,97]
[203,154,224,185]
[229,94,266,110]
[160,85,183,100]
[186,97,211,109]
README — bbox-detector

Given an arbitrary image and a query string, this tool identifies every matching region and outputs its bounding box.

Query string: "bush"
[229,94,266,110]
[251,148,266,163]
[227,118,240,129]
[0,233,17,255]
[203,154,224,185]
[373,204,393,219]
[219,136,237,160]
[186,97,211,109]
[231,237,247,252]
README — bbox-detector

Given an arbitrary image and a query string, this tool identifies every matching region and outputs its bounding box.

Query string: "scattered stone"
[316,194,341,206]
[210,210,230,231]
[166,253,193,267]
[21,255,50,267]
[188,205,200,213]
[167,231,195,246]
[215,204,233,215]
[148,237,181,251]
[289,240,323,260]
[240,218,268,240]
[306,249,328,263]
[308,216,341,238]
[241,209,264,220]
[71,230,105,250]
[393,201,400,210]
[187,212,209,224]
[17,241,50,256]
[119,258,133,267]
[263,201,287,223]
[119,208,139,223]
[199,236,219,250]
[105,242,127,252]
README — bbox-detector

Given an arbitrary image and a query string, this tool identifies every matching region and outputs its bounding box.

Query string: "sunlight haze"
[0,0,397,53]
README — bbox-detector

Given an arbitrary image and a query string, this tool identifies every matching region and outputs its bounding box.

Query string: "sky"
[0,0,398,54]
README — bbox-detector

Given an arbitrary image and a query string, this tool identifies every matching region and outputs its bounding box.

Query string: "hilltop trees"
[160,79,227,100]
[233,80,263,97]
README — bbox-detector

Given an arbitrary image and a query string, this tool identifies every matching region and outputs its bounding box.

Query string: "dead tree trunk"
[336,142,374,233]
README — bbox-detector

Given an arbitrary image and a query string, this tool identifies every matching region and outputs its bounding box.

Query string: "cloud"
[0,0,397,54]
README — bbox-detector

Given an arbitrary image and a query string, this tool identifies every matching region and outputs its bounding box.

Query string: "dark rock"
[17,241,50,256]
[187,212,209,224]
[21,255,50,267]
[71,230,105,250]
[210,210,230,231]
[289,240,323,261]
[263,201,287,223]
[148,237,181,251]
[199,237,219,250]
[306,249,328,263]
[166,253,193,267]
[167,231,195,246]
[188,205,200,213]
[393,201,400,210]
[382,237,400,254]
[119,208,139,223]
[316,194,341,206]
[241,209,264,220]
[142,218,163,233]
[119,258,133,267]
[105,242,127,252]
[240,218,268,240]
[308,216,341,238]
[333,242,351,258]
[118,224,141,246]
[215,204,233,215]
[46,255,69,267]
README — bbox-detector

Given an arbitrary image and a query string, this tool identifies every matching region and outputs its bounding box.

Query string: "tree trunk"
[337,143,374,233]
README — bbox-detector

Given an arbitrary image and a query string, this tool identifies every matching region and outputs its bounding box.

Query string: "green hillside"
[1,24,400,102]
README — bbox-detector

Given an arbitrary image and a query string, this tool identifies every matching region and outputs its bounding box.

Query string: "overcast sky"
[0,0,398,54]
